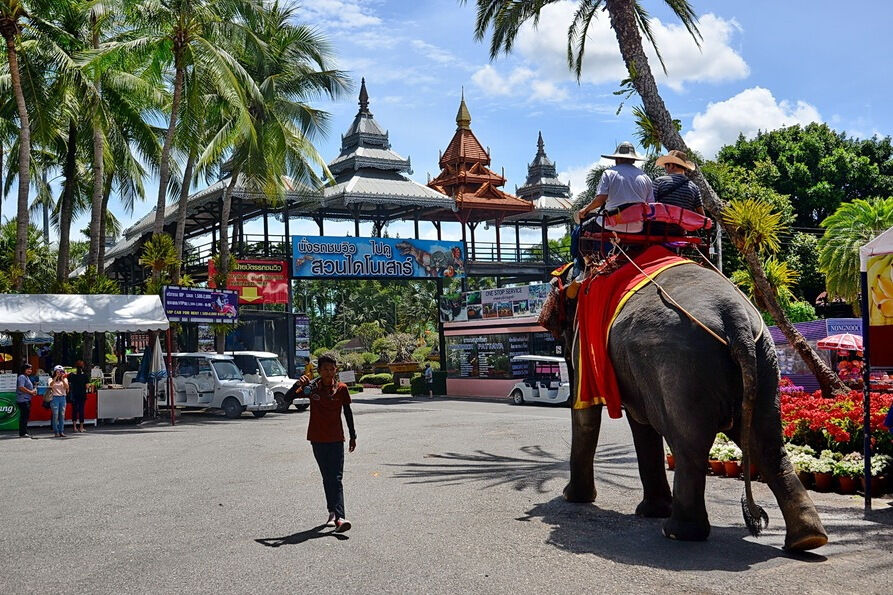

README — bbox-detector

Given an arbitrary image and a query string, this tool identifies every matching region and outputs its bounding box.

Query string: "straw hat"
[601,141,645,161]
[656,149,696,171]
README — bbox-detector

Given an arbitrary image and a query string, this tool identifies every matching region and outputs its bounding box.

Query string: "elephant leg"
[627,417,672,518]
[564,405,602,503]
[662,442,711,541]
[755,444,828,550]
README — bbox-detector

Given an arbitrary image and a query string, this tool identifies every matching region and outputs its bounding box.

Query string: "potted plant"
[786,444,817,489]
[665,445,675,470]
[863,454,892,496]
[708,434,729,476]
[832,453,863,494]
[811,453,836,492]
[717,443,743,478]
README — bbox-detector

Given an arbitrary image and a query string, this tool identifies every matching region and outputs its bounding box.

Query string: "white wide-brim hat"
[601,141,645,161]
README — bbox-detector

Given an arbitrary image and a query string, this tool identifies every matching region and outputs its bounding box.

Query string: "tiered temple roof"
[508,131,573,224]
[426,94,532,223]
[321,78,453,215]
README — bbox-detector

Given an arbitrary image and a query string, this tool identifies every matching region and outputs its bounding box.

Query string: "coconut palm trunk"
[88,21,105,270]
[3,31,31,289]
[214,171,239,353]
[173,150,195,282]
[55,121,78,286]
[153,64,185,237]
[603,0,845,396]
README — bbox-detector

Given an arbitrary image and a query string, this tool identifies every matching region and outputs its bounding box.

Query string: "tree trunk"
[55,121,78,287]
[5,35,31,290]
[604,0,846,397]
[174,150,196,282]
[215,172,239,353]
[153,64,185,237]
[98,173,113,273]
[88,25,104,270]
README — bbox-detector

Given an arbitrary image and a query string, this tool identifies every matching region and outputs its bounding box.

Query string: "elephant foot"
[563,481,596,503]
[783,517,828,551]
[662,516,710,541]
[635,497,672,518]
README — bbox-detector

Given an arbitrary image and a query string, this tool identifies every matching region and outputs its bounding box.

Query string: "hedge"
[359,373,392,386]
[381,382,397,394]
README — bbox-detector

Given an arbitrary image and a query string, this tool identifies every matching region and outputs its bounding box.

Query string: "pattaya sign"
[162,286,239,323]
[208,259,289,304]
[292,236,465,279]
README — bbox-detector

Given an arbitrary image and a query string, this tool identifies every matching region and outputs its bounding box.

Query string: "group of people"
[15,360,91,438]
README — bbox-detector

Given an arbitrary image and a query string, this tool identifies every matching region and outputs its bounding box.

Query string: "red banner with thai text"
[208,259,289,304]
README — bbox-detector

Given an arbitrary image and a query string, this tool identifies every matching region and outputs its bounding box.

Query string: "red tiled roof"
[440,129,490,167]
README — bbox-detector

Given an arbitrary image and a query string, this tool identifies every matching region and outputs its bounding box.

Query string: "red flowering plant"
[779,377,893,456]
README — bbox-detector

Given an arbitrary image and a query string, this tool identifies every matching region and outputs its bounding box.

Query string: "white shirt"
[594,164,653,232]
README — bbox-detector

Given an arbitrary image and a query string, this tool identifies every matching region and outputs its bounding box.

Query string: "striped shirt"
[654,174,702,212]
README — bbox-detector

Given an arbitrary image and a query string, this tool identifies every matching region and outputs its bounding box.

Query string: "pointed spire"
[537,131,545,154]
[456,87,471,130]
[358,77,370,114]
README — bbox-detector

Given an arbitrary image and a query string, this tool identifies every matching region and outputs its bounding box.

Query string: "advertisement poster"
[295,315,311,360]
[163,286,239,323]
[292,236,465,279]
[440,283,550,323]
[867,253,893,366]
[208,259,289,304]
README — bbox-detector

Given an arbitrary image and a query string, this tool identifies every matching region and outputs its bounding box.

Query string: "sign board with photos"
[295,315,311,360]
[439,283,551,322]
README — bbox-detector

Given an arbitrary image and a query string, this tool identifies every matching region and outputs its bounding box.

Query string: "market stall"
[0,294,169,431]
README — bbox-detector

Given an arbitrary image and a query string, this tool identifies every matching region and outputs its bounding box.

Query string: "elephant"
[554,260,828,550]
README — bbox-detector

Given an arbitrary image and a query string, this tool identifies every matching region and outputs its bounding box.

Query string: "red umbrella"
[816,333,863,351]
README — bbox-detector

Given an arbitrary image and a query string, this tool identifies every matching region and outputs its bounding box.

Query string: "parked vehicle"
[131,352,276,418]
[230,351,308,413]
[508,355,570,406]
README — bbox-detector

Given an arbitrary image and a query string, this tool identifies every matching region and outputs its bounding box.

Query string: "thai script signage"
[867,253,893,366]
[440,283,551,322]
[291,236,465,279]
[162,286,239,323]
[208,259,289,304]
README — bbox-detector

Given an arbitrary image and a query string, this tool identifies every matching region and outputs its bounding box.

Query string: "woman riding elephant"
[556,259,827,551]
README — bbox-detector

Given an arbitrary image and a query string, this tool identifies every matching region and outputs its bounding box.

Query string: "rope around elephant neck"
[610,239,729,347]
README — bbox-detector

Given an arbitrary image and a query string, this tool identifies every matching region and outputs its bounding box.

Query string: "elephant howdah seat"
[579,202,712,256]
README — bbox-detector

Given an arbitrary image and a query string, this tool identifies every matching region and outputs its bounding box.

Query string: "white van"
[230,351,308,413]
[508,355,571,405]
[149,353,276,418]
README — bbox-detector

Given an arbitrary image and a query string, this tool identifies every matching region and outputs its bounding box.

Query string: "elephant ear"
[741,494,769,536]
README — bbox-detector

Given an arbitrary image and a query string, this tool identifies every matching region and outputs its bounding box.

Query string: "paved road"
[3,396,892,594]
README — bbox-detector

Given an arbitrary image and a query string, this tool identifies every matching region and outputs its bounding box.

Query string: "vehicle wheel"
[274,393,289,413]
[252,411,267,418]
[222,397,243,419]
[295,404,309,412]
[511,390,525,405]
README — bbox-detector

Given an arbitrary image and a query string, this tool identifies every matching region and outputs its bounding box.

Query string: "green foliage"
[359,373,392,386]
[71,266,120,295]
[0,220,57,293]
[353,321,384,351]
[722,198,784,255]
[380,382,397,394]
[139,233,181,294]
[716,124,893,227]
[817,197,893,304]
[783,233,824,303]
[410,375,427,396]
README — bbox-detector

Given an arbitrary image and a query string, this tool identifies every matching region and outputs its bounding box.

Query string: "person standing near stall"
[48,365,69,437]
[68,360,90,433]
[16,363,38,438]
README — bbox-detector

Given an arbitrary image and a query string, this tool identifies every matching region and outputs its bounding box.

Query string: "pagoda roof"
[510,132,572,225]
[426,94,531,223]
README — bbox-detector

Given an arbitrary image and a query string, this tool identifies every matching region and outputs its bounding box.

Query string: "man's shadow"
[256,524,349,547]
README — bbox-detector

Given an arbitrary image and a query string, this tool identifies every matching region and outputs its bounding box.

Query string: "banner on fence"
[208,259,289,304]
[162,286,239,323]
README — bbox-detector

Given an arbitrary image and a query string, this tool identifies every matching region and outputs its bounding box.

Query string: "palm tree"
[467,0,846,397]
[818,197,893,308]
[1,0,34,288]
[199,2,348,350]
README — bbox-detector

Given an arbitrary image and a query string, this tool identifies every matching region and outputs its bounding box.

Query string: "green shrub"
[360,373,392,386]
[396,386,411,394]
[410,375,427,396]
[348,386,363,394]
[381,383,397,394]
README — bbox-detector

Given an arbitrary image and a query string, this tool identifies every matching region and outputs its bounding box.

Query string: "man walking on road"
[291,353,357,532]
[424,363,434,398]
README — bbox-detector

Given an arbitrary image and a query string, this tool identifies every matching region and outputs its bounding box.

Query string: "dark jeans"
[312,441,345,519]
[17,400,30,436]
[71,397,86,424]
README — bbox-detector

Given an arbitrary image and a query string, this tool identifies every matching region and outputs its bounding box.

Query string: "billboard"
[440,283,551,322]
[867,253,893,366]
[295,315,311,360]
[292,236,465,279]
[208,259,289,304]
[162,286,239,323]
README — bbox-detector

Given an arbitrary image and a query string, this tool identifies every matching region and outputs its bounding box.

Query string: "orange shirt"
[306,381,351,443]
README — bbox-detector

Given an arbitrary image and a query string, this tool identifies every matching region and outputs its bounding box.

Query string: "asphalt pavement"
[2,395,892,594]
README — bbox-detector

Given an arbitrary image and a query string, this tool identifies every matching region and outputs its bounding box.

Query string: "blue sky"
[20,0,893,244]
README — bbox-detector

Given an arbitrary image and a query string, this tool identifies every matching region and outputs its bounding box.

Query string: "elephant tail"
[733,334,770,536]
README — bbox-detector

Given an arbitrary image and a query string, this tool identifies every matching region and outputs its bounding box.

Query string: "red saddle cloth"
[576,245,693,417]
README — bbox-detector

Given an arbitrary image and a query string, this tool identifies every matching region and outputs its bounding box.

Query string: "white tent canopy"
[859,225,893,270]
[0,294,169,333]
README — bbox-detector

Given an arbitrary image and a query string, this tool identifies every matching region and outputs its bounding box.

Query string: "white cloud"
[297,0,381,30]
[477,1,749,102]
[684,87,822,158]
[411,40,456,65]
[558,158,613,198]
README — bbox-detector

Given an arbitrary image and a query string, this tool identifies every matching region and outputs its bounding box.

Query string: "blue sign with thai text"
[291,236,465,279]
[162,286,239,323]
